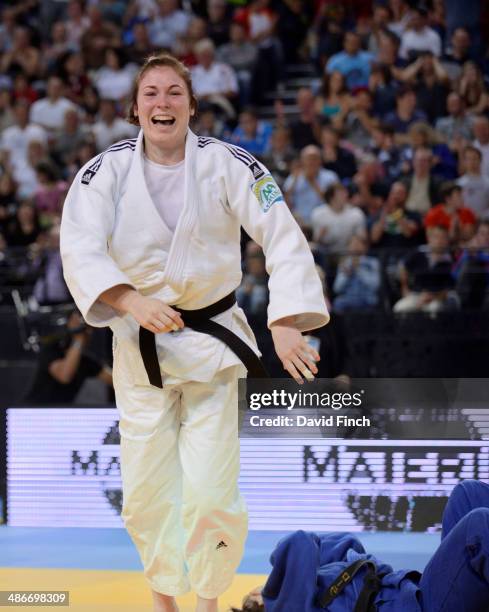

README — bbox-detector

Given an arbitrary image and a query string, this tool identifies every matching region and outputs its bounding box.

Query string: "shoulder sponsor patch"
[81,169,96,185]
[251,174,284,212]
[249,160,265,180]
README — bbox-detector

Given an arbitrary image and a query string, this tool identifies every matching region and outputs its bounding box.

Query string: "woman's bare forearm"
[99,284,140,315]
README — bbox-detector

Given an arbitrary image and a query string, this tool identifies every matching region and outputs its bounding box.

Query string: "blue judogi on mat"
[262,480,489,612]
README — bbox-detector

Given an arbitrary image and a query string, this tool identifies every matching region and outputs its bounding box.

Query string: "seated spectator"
[370,181,422,250]
[399,6,442,61]
[275,0,312,64]
[473,115,489,178]
[227,108,272,156]
[424,182,477,245]
[191,38,239,119]
[442,27,473,81]
[34,161,68,228]
[319,124,357,181]
[192,105,225,139]
[236,241,268,316]
[456,61,488,115]
[288,87,321,151]
[16,140,51,199]
[0,26,42,79]
[394,225,459,313]
[0,170,17,234]
[0,87,15,132]
[59,51,91,107]
[24,309,113,405]
[403,147,442,215]
[260,126,296,188]
[311,182,366,254]
[404,121,458,180]
[52,108,90,167]
[43,21,75,70]
[173,16,207,67]
[376,28,406,82]
[457,146,489,219]
[64,0,90,50]
[368,63,397,119]
[369,124,404,183]
[284,145,338,225]
[333,234,380,312]
[326,31,373,91]
[30,76,79,134]
[333,89,378,150]
[125,21,156,65]
[314,71,351,122]
[80,5,121,70]
[350,155,388,218]
[4,200,41,248]
[206,0,232,48]
[312,3,346,71]
[91,99,137,152]
[384,87,427,143]
[234,0,284,105]
[148,0,191,51]
[80,85,100,125]
[32,223,72,305]
[435,92,473,144]
[399,51,449,124]
[454,220,489,309]
[216,22,258,107]
[93,47,137,102]
[0,100,48,187]
[367,3,392,55]
[12,73,38,106]
[387,0,413,37]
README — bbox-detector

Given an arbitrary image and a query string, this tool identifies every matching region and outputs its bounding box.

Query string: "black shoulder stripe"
[82,141,136,184]
[198,136,265,179]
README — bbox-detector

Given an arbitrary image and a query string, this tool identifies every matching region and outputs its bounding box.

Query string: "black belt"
[317,558,383,612]
[138,291,269,388]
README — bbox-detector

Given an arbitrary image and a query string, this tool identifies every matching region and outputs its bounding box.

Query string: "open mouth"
[151,116,176,126]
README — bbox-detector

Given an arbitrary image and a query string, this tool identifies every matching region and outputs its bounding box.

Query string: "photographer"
[24,310,112,404]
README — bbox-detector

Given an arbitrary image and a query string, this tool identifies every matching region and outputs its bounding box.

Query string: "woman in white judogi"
[60,54,329,612]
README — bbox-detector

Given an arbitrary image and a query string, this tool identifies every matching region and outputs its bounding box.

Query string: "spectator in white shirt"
[1,100,48,179]
[311,182,367,254]
[30,76,78,133]
[284,145,338,225]
[91,99,138,152]
[93,47,137,102]
[457,146,489,219]
[191,38,239,119]
[65,0,90,50]
[400,7,441,60]
[148,0,191,51]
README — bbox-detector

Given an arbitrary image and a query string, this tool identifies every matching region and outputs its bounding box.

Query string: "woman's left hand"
[271,318,320,384]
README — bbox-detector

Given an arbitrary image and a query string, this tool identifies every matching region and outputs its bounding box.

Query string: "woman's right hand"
[124,293,184,334]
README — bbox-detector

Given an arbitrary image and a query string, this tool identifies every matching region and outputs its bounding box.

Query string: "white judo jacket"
[60,129,329,383]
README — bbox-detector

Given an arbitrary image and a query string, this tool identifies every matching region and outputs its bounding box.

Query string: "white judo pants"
[113,363,248,598]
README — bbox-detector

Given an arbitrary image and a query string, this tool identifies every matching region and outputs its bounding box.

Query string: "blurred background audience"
[0,0,489,396]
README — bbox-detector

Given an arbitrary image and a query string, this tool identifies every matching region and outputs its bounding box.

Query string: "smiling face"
[134,65,195,153]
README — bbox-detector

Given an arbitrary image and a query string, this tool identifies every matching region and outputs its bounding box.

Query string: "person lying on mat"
[232,479,489,612]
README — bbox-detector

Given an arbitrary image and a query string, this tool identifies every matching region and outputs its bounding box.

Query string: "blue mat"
[0,527,438,574]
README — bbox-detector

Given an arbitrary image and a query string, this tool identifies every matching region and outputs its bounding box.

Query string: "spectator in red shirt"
[424,182,477,245]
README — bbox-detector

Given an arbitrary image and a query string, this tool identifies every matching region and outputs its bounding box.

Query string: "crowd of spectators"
[0,0,489,320]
